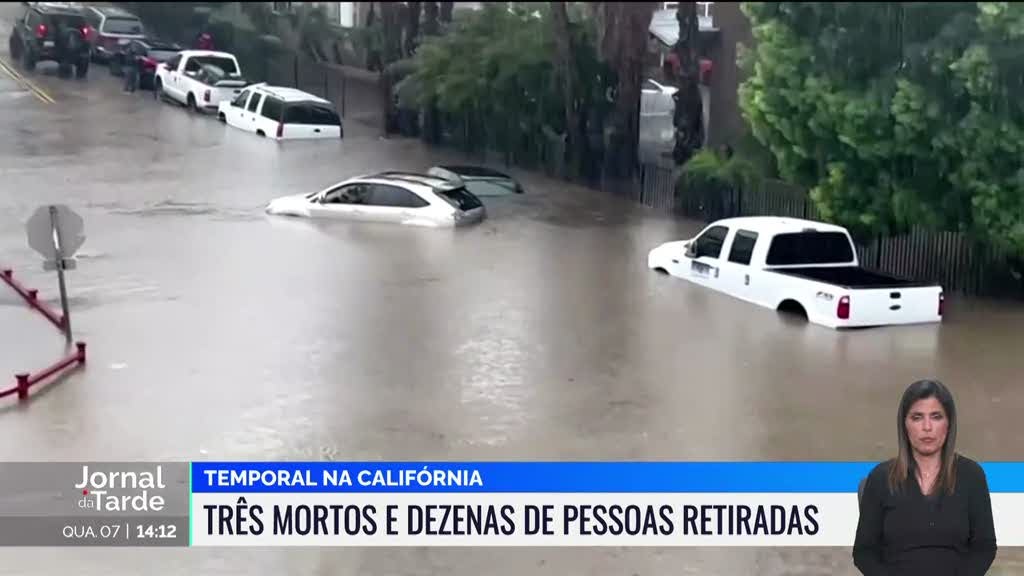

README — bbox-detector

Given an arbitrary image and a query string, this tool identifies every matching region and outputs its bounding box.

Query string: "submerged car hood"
[266,193,313,213]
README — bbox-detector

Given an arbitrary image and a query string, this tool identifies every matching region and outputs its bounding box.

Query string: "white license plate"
[43,40,54,48]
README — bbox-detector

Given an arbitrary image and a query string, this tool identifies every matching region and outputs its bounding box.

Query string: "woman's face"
[905,396,948,457]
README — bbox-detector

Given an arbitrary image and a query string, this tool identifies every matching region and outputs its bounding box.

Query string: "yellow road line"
[0,57,56,104]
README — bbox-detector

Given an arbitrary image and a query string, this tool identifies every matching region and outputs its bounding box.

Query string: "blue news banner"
[188,462,1024,547]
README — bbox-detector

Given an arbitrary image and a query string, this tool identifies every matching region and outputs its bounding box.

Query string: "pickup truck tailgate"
[841,286,944,327]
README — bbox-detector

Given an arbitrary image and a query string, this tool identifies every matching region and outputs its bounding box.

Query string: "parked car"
[647,216,945,329]
[265,172,487,228]
[8,2,92,78]
[108,37,182,89]
[217,84,343,140]
[153,50,247,112]
[83,5,145,63]
[426,165,524,197]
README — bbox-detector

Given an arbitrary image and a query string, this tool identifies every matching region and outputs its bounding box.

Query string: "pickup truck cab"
[153,49,247,112]
[648,216,944,329]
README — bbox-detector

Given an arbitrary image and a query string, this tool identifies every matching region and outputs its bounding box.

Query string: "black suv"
[8,2,92,78]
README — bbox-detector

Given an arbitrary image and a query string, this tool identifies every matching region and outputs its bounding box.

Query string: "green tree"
[408,3,606,163]
[739,2,1024,253]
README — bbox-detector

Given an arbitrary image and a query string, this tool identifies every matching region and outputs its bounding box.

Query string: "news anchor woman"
[853,380,997,575]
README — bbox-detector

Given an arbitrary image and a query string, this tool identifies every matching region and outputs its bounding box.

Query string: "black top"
[853,455,997,576]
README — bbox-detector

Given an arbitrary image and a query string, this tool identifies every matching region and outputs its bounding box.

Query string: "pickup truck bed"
[772,266,933,290]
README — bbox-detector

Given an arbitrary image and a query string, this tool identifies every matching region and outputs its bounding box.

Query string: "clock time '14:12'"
[136,524,178,539]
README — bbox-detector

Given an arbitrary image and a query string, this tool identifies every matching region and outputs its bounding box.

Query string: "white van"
[217,84,343,140]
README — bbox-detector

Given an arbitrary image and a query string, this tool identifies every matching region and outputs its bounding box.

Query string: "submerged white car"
[265,172,487,227]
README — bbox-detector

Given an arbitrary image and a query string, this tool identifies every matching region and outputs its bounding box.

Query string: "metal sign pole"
[49,205,72,344]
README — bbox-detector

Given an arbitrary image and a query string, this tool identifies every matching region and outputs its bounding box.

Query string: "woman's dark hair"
[888,379,959,495]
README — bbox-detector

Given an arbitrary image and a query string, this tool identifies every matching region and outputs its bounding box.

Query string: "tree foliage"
[739,2,1024,252]
[406,4,610,157]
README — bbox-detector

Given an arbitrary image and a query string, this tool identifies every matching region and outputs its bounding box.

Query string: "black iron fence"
[640,163,1024,299]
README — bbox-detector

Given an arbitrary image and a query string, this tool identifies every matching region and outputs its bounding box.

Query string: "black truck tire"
[76,59,89,78]
[21,48,35,72]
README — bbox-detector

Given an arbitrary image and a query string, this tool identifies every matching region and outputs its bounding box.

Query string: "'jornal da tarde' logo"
[75,465,166,512]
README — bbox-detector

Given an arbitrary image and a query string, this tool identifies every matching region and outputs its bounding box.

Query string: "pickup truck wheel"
[256,130,266,137]
[75,60,88,79]
[218,112,226,123]
[776,300,808,320]
[187,93,197,112]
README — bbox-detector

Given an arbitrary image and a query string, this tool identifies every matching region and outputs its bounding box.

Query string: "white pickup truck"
[153,50,248,112]
[648,216,944,329]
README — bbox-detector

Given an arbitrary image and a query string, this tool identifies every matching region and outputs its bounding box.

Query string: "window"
[367,185,429,208]
[322,184,369,205]
[765,231,856,266]
[436,187,482,211]
[165,54,182,71]
[260,96,284,121]
[283,103,341,125]
[693,225,729,259]
[187,56,237,75]
[282,104,309,124]
[101,17,143,35]
[232,90,249,108]
[306,104,340,126]
[246,93,262,113]
[50,14,87,30]
[727,230,759,266]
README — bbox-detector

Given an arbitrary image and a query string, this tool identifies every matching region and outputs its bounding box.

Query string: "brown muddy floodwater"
[0,5,1022,573]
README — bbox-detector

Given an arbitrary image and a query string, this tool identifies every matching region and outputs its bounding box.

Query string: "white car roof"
[249,84,332,105]
[325,172,460,196]
[179,50,237,59]
[709,216,848,235]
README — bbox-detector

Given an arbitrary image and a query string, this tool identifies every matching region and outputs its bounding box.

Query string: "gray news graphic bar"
[0,462,189,547]
[0,516,188,547]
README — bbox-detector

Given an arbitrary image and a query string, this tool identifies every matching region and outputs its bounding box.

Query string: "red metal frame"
[0,343,86,401]
[1,269,65,330]
[1,268,87,402]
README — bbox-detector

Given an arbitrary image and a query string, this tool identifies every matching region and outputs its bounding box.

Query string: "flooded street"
[1,7,1023,573]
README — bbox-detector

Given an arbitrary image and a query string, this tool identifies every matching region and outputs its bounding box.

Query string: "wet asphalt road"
[1,7,1024,575]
